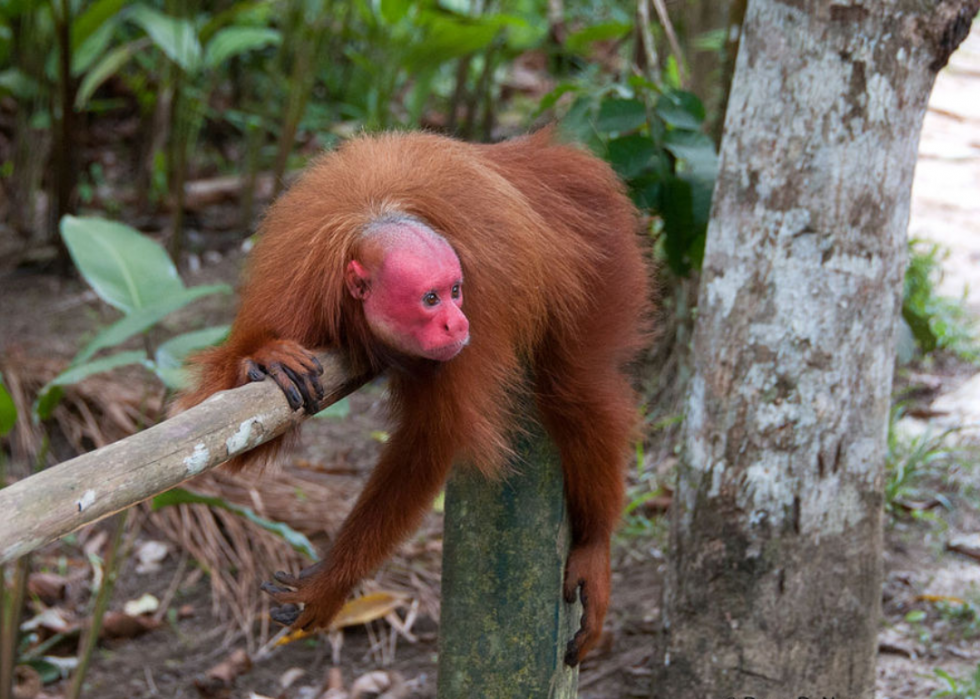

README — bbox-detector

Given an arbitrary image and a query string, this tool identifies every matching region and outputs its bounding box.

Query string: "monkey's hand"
[563,543,611,666]
[241,340,325,414]
[260,564,348,632]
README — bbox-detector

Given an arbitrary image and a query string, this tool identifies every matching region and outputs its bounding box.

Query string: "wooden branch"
[0,353,370,565]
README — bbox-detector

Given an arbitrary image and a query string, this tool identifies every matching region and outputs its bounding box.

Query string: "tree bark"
[653,1,979,697]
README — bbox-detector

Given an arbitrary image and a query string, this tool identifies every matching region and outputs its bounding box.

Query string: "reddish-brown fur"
[179,129,650,664]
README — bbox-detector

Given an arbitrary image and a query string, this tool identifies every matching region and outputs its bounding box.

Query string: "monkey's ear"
[345,259,372,299]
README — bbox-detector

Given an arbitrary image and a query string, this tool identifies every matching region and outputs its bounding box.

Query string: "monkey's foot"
[261,568,345,632]
[241,340,325,414]
[562,544,611,666]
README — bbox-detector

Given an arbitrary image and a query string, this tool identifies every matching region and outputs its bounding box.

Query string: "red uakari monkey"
[179,128,650,665]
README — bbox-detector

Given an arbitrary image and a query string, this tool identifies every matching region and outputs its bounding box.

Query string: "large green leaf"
[596,98,646,135]
[606,133,655,179]
[405,14,507,71]
[61,215,185,314]
[48,351,149,388]
[0,373,16,437]
[76,38,150,108]
[565,21,631,54]
[72,15,118,76]
[154,325,230,389]
[656,90,705,130]
[203,26,280,69]
[72,0,127,49]
[34,350,149,420]
[664,130,718,180]
[152,488,318,560]
[127,4,202,73]
[72,285,231,365]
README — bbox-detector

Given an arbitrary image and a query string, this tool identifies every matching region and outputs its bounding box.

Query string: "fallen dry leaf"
[27,572,67,605]
[350,671,406,699]
[101,611,162,639]
[194,648,252,698]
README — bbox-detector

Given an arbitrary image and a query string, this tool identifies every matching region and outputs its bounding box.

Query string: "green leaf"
[629,170,664,211]
[203,26,280,69]
[154,325,230,389]
[0,68,39,99]
[61,215,185,313]
[606,134,655,179]
[152,488,318,560]
[314,397,350,420]
[657,90,705,130]
[379,0,411,24]
[76,38,150,109]
[0,373,16,437]
[596,98,646,135]
[72,0,127,49]
[405,14,502,71]
[565,21,631,54]
[664,130,718,180]
[72,16,118,76]
[33,386,64,422]
[536,82,580,114]
[127,4,202,73]
[905,609,926,623]
[35,351,148,420]
[659,175,707,276]
[72,286,230,366]
[48,351,149,388]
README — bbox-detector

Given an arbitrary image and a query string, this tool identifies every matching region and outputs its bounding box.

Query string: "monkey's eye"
[451,284,461,299]
[423,291,439,307]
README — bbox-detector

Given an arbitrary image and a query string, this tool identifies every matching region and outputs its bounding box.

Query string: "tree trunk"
[653,1,978,697]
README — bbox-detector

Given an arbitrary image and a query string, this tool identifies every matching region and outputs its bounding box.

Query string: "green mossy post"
[437,417,580,698]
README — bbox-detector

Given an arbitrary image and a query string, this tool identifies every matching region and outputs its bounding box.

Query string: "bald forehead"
[358,216,462,290]
[361,217,458,270]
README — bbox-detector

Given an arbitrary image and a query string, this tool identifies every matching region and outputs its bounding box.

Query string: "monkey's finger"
[282,364,318,414]
[267,363,303,410]
[270,604,302,626]
[245,359,266,383]
[564,578,583,605]
[311,373,325,401]
[260,582,293,596]
[273,570,300,587]
[310,355,324,375]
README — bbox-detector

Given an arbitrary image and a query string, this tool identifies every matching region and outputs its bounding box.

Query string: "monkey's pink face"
[346,242,470,362]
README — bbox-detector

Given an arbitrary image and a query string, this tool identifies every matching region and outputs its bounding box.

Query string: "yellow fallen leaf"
[917,593,966,605]
[330,591,408,629]
[273,591,409,646]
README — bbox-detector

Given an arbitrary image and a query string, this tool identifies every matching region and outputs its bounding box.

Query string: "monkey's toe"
[270,603,302,626]
[564,631,585,666]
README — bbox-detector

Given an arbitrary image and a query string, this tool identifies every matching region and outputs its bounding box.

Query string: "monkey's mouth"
[426,337,469,362]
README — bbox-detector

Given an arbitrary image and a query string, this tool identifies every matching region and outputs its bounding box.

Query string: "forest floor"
[1,24,980,699]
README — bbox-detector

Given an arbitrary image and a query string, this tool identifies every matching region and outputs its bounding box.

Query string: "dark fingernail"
[312,356,323,374]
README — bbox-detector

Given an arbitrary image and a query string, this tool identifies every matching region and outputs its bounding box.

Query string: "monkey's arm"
[262,422,456,630]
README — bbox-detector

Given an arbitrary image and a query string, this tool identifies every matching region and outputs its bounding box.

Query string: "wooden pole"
[0,353,369,564]
[437,412,580,698]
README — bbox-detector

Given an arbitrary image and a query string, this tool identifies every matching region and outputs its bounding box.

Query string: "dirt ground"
[2,23,980,699]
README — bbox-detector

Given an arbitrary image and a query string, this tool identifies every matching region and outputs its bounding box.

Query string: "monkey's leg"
[535,363,635,666]
[262,426,456,632]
